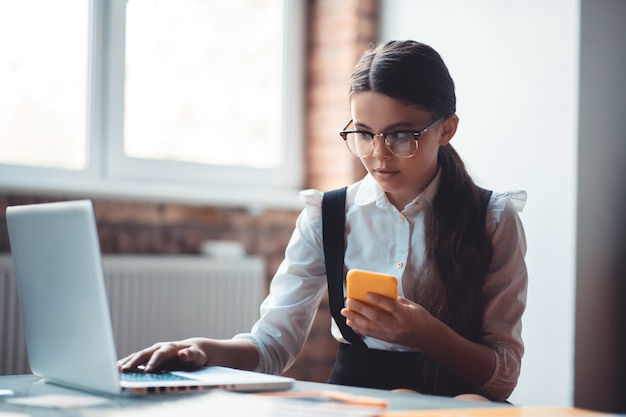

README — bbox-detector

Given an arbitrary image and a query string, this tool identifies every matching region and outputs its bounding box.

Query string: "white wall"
[381,0,580,406]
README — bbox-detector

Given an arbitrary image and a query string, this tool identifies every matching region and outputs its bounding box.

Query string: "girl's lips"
[373,169,399,179]
[374,167,398,173]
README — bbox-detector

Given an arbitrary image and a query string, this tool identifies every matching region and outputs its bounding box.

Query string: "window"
[0,0,304,208]
[0,0,89,170]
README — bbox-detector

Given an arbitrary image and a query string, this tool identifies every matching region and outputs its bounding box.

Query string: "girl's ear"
[438,114,459,146]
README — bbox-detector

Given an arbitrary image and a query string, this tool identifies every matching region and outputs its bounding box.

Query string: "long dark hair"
[349,40,494,394]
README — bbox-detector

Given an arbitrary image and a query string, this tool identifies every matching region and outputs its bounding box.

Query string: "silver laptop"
[5,199,294,395]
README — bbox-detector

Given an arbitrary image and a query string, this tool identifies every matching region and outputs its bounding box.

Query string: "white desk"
[0,374,504,416]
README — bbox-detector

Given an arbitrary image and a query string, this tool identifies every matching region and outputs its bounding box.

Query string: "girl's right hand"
[117,338,209,373]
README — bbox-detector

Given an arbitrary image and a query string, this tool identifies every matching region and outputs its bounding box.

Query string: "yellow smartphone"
[346,269,398,309]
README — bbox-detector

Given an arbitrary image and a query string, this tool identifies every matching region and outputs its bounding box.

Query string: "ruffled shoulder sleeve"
[298,188,324,226]
[486,190,527,235]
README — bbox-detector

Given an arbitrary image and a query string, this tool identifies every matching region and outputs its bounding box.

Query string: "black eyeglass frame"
[339,117,444,158]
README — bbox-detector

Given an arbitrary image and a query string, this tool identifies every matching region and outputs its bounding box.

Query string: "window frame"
[0,0,305,209]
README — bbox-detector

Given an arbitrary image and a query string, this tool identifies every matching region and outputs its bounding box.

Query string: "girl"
[118,40,527,402]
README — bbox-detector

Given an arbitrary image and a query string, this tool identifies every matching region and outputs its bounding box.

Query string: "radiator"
[0,254,266,375]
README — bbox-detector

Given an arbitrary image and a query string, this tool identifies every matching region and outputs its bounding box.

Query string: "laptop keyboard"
[120,371,192,382]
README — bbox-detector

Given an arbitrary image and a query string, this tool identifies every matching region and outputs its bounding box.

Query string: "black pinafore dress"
[321,187,491,396]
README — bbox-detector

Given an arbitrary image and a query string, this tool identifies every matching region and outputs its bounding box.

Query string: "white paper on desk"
[0,412,31,417]
[6,394,111,409]
[81,391,383,417]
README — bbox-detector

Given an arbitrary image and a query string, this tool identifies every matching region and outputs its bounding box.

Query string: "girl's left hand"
[340,293,435,349]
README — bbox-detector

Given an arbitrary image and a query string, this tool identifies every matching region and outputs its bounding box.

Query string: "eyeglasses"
[339,118,443,158]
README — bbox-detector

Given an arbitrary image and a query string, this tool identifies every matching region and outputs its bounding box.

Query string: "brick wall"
[0,195,299,290]
[306,0,377,191]
[0,0,379,383]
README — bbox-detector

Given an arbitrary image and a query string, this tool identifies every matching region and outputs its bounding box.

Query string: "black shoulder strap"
[322,187,366,348]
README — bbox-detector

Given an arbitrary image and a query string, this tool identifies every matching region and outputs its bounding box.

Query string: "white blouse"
[235,172,528,400]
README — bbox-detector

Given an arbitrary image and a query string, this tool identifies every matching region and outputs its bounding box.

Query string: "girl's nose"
[370,134,393,159]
